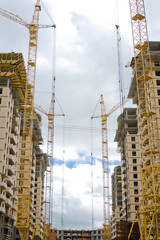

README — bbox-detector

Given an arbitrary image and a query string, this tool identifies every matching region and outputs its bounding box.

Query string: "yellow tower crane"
[35,94,65,240]
[35,90,56,239]
[128,1,160,240]
[0,2,55,240]
[91,95,129,240]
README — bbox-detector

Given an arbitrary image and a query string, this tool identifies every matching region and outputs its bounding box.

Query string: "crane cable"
[61,116,65,230]
[91,119,94,229]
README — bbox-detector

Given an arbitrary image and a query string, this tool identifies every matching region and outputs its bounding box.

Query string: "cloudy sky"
[0,0,160,231]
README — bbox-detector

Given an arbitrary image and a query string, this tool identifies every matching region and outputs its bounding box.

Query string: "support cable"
[61,116,65,230]
[91,119,94,229]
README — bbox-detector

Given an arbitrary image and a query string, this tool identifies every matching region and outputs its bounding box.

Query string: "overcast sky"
[0,0,160,231]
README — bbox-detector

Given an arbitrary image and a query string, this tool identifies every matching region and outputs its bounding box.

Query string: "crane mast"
[16,1,41,239]
[115,25,124,107]
[43,77,56,239]
[100,95,111,240]
[91,96,129,240]
[128,0,160,239]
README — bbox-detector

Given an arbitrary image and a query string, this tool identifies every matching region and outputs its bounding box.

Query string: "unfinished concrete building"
[111,166,122,240]
[0,53,47,240]
[0,53,27,240]
[113,108,141,239]
[34,149,48,236]
[53,229,103,240]
[128,41,160,128]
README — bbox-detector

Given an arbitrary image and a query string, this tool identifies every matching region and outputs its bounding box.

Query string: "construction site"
[0,0,160,240]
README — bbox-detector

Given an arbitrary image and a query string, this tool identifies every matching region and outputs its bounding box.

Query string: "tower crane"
[35,90,56,239]
[0,2,55,240]
[91,95,129,240]
[35,93,65,240]
[128,1,160,239]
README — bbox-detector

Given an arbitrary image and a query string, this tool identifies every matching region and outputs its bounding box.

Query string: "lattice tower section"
[100,95,111,240]
[43,93,55,239]
[129,0,160,239]
[16,1,41,240]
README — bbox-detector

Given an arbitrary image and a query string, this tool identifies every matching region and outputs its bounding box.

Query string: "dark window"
[132,151,136,156]
[134,181,138,186]
[134,189,138,194]
[157,89,160,96]
[132,144,136,149]
[0,89,2,94]
[158,99,160,106]
[156,80,160,85]
[133,159,137,163]
[133,174,138,178]
[133,166,137,171]
[155,61,160,66]
[131,137,135,141]
[0,98,1,104]
[135,205,139,211]
[135,197,139,202]
[155,71,160,76]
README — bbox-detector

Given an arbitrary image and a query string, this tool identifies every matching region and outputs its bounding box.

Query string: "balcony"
[4,222,13,228]
[11,204,17,211]
[3,233,12,240]
[31,166,35,173]
[121,166,126,174]
[121,159,126,167]
[7,175,15,186]
[8,165,15,176]
[9,133,17,145]
[0,205,5,214]
[11,126,19,136]
[8,154,16,165]
[6,187,13,196]
[122,174,126,181]
[13,104,19,116]
[31,173,35,181]
[0,181,7,189]
[0,193,6,201]
[9,143,17,155]
[6,198,13,207]
[11,194,18,201]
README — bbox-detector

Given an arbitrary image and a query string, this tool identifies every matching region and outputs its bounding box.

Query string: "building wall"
[34,150,47,236]
[54,229,103,240]
[111,166,122,240]
[0,78,20,240]
[0,53,47,240]
[114,108,142,223]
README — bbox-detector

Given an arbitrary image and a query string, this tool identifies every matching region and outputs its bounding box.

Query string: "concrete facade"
[111,166,122,240]
[0,77,20,240]
[0,53,47,240]
[34,149,47,236]
[114,108,142,222]
[54,229,103,240]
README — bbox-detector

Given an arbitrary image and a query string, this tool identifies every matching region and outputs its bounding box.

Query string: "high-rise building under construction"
[0,53,47,240]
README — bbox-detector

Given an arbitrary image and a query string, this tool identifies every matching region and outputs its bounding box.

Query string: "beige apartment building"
[0,53,26,240]
[114,108,142,222]
[113,108,141,239]
[0,53,47,240]
[111,41,160,239]
[111,166,122,240]
[53,229,103,240]
[34,149,47,236]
